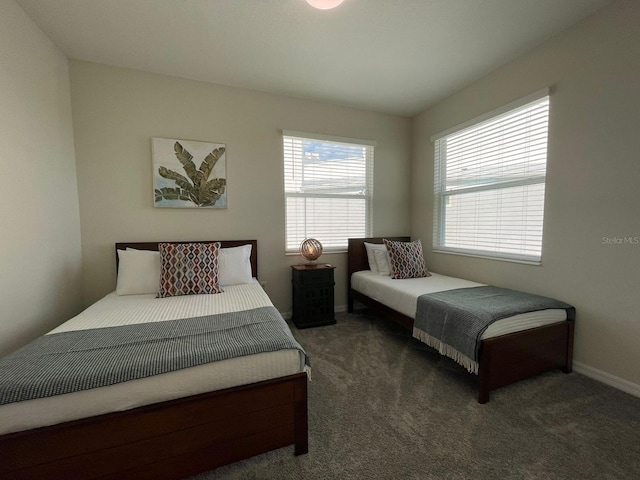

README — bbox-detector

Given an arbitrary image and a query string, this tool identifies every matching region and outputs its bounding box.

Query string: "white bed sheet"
[0,280,305,435]
[351,271,566,338]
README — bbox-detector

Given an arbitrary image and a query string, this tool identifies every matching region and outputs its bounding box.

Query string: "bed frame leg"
[478,371,490,404]
[562,320,575,374]
[478,388,490,404]
[478,347,491,404]
[294,376,308,455]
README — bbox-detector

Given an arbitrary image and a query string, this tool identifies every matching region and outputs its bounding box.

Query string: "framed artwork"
[152,137,227,208]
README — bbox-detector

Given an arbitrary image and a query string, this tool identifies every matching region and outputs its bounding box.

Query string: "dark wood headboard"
[347,236,410,281]
[115,240,259,278]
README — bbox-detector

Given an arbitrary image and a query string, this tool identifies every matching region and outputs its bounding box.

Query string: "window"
[432,89,550,264]
[283,130,374,253]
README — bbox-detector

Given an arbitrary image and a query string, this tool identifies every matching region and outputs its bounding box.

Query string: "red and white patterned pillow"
[157,242,223,298]
[383,239,431,279]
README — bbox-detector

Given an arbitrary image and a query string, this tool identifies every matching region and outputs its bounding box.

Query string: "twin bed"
[348,237,575,404]
[0,240,308,480]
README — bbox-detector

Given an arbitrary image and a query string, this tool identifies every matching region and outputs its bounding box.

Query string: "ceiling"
[16,0,610,117]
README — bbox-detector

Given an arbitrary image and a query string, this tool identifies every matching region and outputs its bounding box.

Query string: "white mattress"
[0,280,305,435]
[351,271,566,338]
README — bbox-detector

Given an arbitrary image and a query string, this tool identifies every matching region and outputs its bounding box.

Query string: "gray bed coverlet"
[0,306,309,405]
[413,286,574,374]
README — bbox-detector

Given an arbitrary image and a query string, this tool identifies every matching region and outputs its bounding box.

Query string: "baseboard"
[573,361,640,399]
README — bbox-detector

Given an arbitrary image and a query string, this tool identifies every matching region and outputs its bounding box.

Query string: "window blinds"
[283,131,374,253]
[433,92,550,263]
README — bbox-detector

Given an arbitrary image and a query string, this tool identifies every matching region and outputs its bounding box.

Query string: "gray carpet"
[190,310,640,479]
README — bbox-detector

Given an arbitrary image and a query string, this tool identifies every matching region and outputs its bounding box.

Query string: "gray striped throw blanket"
[0,306,309,405]
[413,286,574,374]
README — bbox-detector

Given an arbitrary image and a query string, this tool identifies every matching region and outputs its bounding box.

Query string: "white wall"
[69,61,411,313]
[412,0,640,389]
[0,0,83,356]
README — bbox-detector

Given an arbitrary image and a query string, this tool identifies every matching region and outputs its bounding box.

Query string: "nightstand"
[291,264,336,329]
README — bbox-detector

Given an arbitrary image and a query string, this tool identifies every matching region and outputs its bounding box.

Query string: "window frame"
[283,130,375,254]
[431,89,550,265]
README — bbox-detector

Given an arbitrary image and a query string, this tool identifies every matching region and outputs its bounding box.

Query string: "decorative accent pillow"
[116,249,161,295]
[219,244,253,286]
[383,239,431,279]
[373,247,391,276]
[364,242,386,273]
[157,242,223,298]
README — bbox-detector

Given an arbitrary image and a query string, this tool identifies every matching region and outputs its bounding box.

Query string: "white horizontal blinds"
[433,94,549,263]
[284,133,374,252]
[433,137,447,248]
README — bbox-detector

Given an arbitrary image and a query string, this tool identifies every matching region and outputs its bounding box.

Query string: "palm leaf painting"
[152,138,227,208]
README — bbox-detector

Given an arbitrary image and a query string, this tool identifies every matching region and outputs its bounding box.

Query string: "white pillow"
[373,247,391,276]
[364,242,388,274]
[116,249,161,295]
[219,244,253,286]
[364,242,381,273]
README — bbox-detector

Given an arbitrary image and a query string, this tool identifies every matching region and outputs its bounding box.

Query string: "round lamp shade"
[300,238,323,263]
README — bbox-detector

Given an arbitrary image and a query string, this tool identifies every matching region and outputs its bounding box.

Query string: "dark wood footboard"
[347,237,575,404]
[0,373,308,480]
[477,316,574,404]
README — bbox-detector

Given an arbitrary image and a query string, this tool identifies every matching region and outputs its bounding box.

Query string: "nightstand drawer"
[292,266,334,285]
